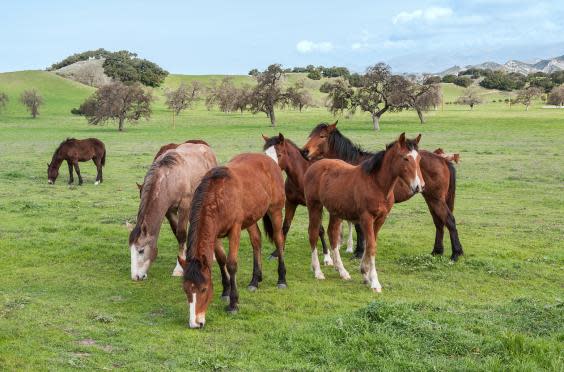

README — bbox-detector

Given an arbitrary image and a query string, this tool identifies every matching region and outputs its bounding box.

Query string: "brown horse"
[262,133,335,265]
[304,133,424,291]
[302,122,463,261]
[181,153,286,328]
[47,138,106,185]
[153,139,209,161]
[128,143,217,281]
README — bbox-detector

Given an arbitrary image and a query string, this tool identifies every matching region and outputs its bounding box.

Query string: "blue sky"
[1,0,563,74]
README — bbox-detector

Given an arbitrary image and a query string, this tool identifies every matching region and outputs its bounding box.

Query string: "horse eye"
[200,287,207,293]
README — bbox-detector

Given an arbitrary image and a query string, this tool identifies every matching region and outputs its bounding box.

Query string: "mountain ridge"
[437,54,564,76]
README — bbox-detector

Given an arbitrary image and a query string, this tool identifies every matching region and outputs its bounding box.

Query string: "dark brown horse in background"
[304,133,424,291]
[262,133,334,266]
[47,138,106,185]
[302,122,463,261]
[181,153,286,328]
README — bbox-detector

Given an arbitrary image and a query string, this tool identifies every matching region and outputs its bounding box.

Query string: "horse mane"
[310,123,373,163]
[184,259,205,285]
[361,139,419,174]
[185,167,231,262]
[51,138,76,161]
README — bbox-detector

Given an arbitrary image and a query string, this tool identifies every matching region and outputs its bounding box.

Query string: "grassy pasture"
[0,71,563,370]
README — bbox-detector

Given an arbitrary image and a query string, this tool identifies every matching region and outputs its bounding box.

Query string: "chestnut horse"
[262,133,336,265]
[302,122,463,261]
[304,133,424,292]
[181,153,286,328]
[128,143,217,281]
[47,138,106,185]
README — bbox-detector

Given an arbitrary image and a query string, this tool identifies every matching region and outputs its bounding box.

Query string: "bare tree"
[20,89,43,118]
[82,82,153,131]
[206,77,238,113]
[392,77,442,123]
[249,64,287,127]
[547,85,564,106]
[165,82,202,127]
[514,86,542,111]
[0,92,8,112]
[456,88,482,110]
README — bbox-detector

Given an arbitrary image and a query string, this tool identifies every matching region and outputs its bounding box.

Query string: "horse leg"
[429,199,464,261]
[346,221,355,253]
[353,223,365,259]
[67,160,74,184]
[328,214,350,280]
[172,202,190,276]
[359,216,382,292]
[246,223,263,291]
[226,226,241,313]
[320,224,333,266]
[269,209,287,288]
[93,158,102,185]
[307,201,325,280]
[270,200,296,259]
[73,161,83,185]
[165,209,179,236]
[214,239,231,301]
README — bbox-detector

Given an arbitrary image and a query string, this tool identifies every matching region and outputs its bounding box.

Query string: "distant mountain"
[436,54,564,76]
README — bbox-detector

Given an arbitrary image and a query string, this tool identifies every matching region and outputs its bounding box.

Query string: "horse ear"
[261,134,269,142]
[278,132,284,141]
[125,221,134,232]
[136,182,143,191]
[328,122,338,132]
[47,162,50,167]
[415,134,422,144]
[398,133,406,146]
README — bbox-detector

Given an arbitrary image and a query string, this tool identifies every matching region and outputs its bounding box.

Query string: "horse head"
[182,257,213,329]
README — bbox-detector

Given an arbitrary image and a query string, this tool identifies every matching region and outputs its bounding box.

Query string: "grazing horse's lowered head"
[47,162,59,184]
[182,257,213,329]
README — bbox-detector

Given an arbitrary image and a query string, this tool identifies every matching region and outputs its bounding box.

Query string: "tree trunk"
[118,117,125,131]
[269,108,276,127]
[172,111,176,129]
[525,104,529,111]
[416,109,425,124]
[371,114,380,131]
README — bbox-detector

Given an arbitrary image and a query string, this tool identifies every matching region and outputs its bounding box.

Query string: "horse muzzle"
[47,180,54,185]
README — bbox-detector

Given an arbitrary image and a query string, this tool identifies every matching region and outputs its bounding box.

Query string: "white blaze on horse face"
[189,293,198,328]
[265,146,278,164]
[130,244,148,280]
[130,245,139,280]
[407,149,424,193]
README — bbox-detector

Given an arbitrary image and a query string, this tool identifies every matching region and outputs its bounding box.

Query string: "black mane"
[360,138,419,174]
[184,258,205,285]
[309,123,373,163]
[51,138,76,160]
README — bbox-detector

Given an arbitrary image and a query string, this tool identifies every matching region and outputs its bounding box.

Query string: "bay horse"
[304,133,424,292]
[181,153,286,328]
[128,143,217,281]
[47,138,106,185]
[262,133,335,266]
[302,122,463,261]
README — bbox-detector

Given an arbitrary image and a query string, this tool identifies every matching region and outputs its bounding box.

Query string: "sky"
[1,0,564,74]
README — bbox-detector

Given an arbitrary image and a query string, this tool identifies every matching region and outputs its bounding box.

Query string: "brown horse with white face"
[47,138,106,185]
[128,143,217,281]
[182,153,286,328]
[304,133,424,292]
[302,122,463,261]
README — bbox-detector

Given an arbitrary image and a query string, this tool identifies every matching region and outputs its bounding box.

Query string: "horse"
[304,133,424,292]
[128,143,217,281]
[47,138,106,185]
[181,153,286,328]
[302,122,463,261]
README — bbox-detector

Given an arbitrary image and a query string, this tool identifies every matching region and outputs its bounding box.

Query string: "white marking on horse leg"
[369,256,382,292]
[332,247,351,280]
[323,252,333,266]
[172,259,184,276]
[311,248,325,279]
[346,222,354,253]
[94,180,100,185]
[188,293,199,328]
[265,146,278,164]
[359,254,370,284]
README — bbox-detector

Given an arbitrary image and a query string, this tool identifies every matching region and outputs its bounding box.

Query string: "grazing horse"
[304,133,424,292]
[128,143,217,281]
[302,122,463,261]
[262,133,334,265]
[181,153,286,328]
[47,138,106,185]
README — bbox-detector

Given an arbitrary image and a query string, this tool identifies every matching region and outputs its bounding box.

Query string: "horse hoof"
[226,306,238,315]
[345,247,354,254]
[268,255,278,261]
[221,295,230,302]
[323,258,334,266]
[341,272,351,280]
[277,283,287,289]
[314,272,325,280]
[247,285,258,292]
[372,287,382,293]
[431,250,444,256]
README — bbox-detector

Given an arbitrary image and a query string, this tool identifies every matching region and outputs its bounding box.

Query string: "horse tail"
[101,148,106,167]
[446,161,456,212]
[262,213,274,243]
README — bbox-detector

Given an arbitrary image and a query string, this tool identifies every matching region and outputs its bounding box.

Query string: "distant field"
[0,71,562,370]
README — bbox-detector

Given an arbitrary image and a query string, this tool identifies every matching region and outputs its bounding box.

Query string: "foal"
[128,143,217,280]
[182,153,286,328]
[47,138,106,185]
[304,133,424,292]
[262,133,333,265]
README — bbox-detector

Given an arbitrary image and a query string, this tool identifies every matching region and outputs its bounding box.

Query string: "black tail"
[101,149,106,166]
[446,162,456,212]
[262,213,274,243]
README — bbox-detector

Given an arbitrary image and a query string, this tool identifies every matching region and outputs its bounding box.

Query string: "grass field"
[0,71,563,371]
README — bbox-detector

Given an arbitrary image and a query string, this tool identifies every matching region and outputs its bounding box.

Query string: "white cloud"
[296,40,334,53]
[393,7,453,24]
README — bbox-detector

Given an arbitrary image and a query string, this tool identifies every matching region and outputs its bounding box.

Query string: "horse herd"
[46,121,462,329]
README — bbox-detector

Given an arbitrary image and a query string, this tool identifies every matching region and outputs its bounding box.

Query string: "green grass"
[0,71,563,371]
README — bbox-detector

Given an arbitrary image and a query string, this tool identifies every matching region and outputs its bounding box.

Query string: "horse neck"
[50,150,64,168]
[371,150,401,197]
[189,212,218,265]
[137,181,173,239]
[329,132,372,164]
[284,144,310,187]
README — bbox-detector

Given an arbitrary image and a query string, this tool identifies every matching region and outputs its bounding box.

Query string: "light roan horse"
[47,138,106,185]
[304,133,424,292]
[128,143,217,280]
[181,153,286,328]
[302,122,463,261]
